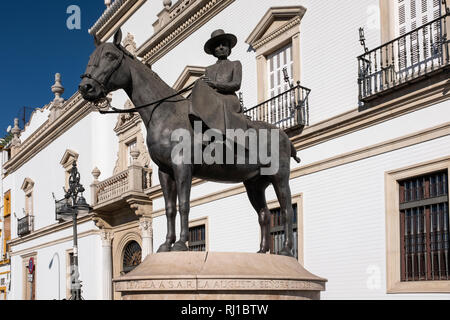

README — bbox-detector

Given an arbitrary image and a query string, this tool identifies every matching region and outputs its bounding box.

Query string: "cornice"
[292,76,450,151]
[251,16,301,50]
[8,214,96,247]
[137,0,235,65]
[245,6,306,49]
[3,92,96,176]
[89,0,147,42]
[150,122,450,217]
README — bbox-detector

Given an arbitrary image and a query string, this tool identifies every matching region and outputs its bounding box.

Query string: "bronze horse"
[79,29,300,257]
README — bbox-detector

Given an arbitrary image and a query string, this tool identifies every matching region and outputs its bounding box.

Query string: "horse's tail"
[291,142,301,163]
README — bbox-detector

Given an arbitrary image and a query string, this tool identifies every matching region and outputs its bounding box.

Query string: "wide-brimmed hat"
[204,29,237,55]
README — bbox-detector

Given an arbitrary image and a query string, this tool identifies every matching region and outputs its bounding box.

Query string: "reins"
[96,82,195,115]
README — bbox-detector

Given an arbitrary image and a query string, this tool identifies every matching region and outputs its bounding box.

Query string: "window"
[60,149,79,191]
[3,191,11,260]
[23,256,36,300]
[269,204,299,259]
[20,178,34,235]
[267,194,303,263]
[188,217,208,252]
[126,140,137,167]
[188,225,206,252]
[395,0,442,37]
[395,0,442,70]
[122,241,142,274]
[268,44,293,99]
[399,170,449,281]
[385,158,450,293]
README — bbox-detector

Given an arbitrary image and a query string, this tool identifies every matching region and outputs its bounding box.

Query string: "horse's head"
[79,29,132,102]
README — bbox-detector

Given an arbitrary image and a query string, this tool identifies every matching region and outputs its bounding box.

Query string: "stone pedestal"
[114,252,327,300]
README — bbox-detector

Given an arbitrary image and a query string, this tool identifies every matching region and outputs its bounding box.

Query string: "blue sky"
[0,1,105,136]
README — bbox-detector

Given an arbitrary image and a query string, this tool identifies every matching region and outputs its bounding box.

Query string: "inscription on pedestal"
[115,279,196,291]
[115,278,324,292]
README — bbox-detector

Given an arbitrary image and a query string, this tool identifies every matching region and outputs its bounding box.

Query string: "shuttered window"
[396,0,441,36]
[3,191,11,259]
[399,170,449,281]
[189,225,206,252]
[267,44,293,98]
[395,0,442,69]
[266,44,294,125]
[270,204,298,259]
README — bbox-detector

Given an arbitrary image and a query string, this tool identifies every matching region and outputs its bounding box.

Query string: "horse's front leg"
[157,169,178,253]
[171,164,193,252]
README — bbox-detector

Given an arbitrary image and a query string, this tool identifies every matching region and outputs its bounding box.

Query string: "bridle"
[79,44,195,128]
[80,45,126,100]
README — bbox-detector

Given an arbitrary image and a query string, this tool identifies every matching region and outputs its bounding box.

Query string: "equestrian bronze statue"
[79,29,301,257]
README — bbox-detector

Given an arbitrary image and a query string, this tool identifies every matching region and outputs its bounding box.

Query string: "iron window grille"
[399,170,449,281]
[270,204,298,259]
[188,225,206,252]
[122,241,142,274]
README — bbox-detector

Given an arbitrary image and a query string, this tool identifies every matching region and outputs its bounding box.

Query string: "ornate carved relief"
[101,230,114,246]
[122,32,137,56]
[139,217,153,238]
[128,200,152,218]
[138,0,236,65]
[245,6,307,50]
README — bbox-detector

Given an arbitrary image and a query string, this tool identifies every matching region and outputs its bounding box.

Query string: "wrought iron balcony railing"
[17,214,33,237]
[244,83,310,130]
[358,13,450,102]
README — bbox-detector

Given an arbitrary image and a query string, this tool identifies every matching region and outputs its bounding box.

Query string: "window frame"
[188,217,208,252]
[379,0,448,43]
[266,193,303,265]
[385,156,450,293]
[246,6,305,104]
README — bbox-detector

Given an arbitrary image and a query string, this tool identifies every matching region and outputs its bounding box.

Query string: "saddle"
[189,79,248,135]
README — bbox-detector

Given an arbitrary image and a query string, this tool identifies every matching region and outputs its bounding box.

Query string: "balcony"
[244,83,311,134]
[92,165,152,212]
[358,13,450,103]
[17,215,33,237]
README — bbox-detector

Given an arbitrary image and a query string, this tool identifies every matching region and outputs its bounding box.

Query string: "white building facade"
[4,0,450,300]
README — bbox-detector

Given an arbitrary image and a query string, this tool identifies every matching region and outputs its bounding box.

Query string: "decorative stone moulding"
[89,0,147,42]
[114,252,327,300]
[137,0,235,65]
[245,6,307,50]
[3,92,92,175]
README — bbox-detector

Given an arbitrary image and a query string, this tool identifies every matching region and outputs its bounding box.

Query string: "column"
[101,230,113,300]
[139,217,153,261]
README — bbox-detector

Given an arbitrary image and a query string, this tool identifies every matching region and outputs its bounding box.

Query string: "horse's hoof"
[257,248,269,254]
[279,247,294,257]
[157,243,172,253]
[172,241,189,252]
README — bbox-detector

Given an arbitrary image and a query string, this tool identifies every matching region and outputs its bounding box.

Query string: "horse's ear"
[113,28,123,47]
[94,35,101,47]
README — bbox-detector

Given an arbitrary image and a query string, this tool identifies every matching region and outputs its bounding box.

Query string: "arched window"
[122,241,142,274]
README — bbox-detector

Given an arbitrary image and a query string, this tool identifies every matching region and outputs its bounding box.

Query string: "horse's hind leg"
[157,169,177,253]
[244,178,271,254]
[271,173,295,257]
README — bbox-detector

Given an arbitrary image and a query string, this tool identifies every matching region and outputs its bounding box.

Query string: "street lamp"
[54,161,92,300]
